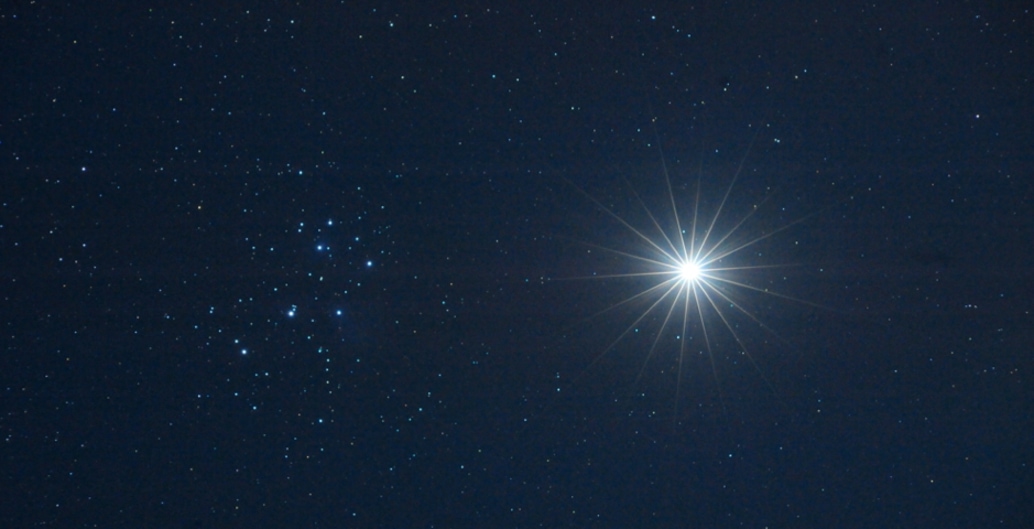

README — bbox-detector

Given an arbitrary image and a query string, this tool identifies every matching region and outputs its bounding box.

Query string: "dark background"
[3,2,1032,527]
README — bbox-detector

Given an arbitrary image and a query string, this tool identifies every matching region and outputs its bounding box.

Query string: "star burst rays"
[565,135,817,417]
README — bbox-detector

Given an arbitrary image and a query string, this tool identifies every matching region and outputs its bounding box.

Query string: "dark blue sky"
[3,2,1032,527]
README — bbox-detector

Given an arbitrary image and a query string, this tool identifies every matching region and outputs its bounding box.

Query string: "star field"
[2,2,1033,527]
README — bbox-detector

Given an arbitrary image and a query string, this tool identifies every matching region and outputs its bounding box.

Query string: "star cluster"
[2,2,1032,527]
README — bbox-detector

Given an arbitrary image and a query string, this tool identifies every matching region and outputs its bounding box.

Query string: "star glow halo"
[563,129,818,418]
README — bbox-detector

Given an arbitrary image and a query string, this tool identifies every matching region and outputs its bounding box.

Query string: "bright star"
[563,132,818,417]
[678,259,702,283]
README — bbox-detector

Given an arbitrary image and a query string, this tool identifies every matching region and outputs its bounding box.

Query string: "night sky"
[3,2,1033,527]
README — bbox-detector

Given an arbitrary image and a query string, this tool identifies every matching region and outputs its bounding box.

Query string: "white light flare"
[677,259,702,284]
[563,130,819,421]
